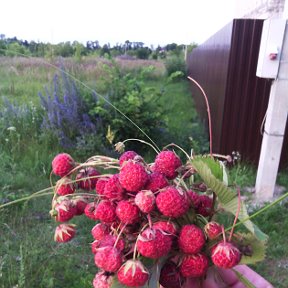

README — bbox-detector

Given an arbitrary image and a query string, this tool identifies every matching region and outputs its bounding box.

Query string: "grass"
[0,55,288,287]
[250,202,288,288]
[1,198,95,288]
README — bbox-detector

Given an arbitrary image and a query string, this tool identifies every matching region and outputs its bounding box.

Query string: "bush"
[164,55,187,76]
[88,62,168,151]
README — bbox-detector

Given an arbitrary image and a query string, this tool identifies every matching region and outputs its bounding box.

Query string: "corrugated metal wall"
[187,19,287,165]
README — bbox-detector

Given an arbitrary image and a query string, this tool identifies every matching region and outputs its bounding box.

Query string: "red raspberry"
[156,186,189,218]
[84,202,98,220]
[92,271,113,288]
[91,223,110,240]
[119,150,141,166]
[119,161,148,192]
[179,253,209,277]
[159,261,183,288]
[54,199,76,222]
[211,241,241,269]
[187,190,200,208]
[116,200,140,224]
[72,196,88,215]
[135,190,155,213]
[95,200,117,224]
[197,195,213,217]
[55,177,75,196]
[154,151,182,180]
[178,224,206,254]
[52,153,75,177]
[96,177,109,197]
[104,174,125,201]
[117,260,149,287]
[54,224,76,242]
[91,235,125,254]
[94,246,122,272]
[91,240,101,254]
[137,228,172,259]
[145,172,168,192]
[204,222,222,240]
[153,221,177,236]
[76,167,100,191]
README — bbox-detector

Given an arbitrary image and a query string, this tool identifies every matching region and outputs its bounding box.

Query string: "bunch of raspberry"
[49,149,246,288]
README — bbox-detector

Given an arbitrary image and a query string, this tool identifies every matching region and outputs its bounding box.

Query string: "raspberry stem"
[188,76,213,158]
[114,223,127,249]
[162,143,190,160]
[228,187,241,242]
[122,138,160,154]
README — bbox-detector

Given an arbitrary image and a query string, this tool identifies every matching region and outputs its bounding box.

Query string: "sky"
[0,0,236,47]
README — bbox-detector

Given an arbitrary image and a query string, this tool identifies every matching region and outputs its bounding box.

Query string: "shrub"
[88,62,168,151]
[165,55,187,76]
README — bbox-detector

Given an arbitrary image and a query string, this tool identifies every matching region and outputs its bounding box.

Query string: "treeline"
[0,34,196,59]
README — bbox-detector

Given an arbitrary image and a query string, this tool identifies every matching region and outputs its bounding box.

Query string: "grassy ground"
[0,56,287,287]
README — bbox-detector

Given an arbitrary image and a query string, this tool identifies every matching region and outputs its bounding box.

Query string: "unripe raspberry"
[180,253,209,277]
[154,150,182,180]
[116,200,140,224]
[54,224,76,242]
[119,161,148,192]
[52,153,75,177]
[117,260,149,287]
[156,186,189,218]
[137,228,172,259]
[204,221,222,240]
[178,224,206,254]
[211,241,241,269]
[94,246,122,272]
[135,190,155,213]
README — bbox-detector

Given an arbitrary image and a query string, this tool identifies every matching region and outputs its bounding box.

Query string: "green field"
[0,55,288,288]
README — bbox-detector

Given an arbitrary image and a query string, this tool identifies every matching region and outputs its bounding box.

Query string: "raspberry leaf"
[191,157,268,241]
[237,233,266,265]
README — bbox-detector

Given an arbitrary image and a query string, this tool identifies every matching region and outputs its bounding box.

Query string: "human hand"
[172,265,274,288]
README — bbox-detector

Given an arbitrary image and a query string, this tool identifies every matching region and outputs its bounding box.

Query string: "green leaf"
[232,269,257,288]
[191,158,268,241]
[237,233,267,265]
[193,155,223,181]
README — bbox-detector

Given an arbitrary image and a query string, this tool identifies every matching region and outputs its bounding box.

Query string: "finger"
[232,265,274,288]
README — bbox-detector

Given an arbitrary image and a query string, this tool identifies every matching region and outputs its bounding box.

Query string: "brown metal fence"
[187,19,288,166]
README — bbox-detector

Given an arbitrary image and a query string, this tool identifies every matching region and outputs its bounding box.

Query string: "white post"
[255,20,288,201]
